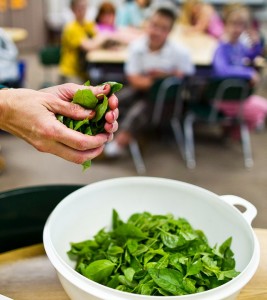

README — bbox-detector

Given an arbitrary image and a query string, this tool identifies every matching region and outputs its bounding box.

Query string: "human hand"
[41,83,119,137]
[148,70,184,80]
[251,71,260,86]
[148,70,169,79]
[0,83,118,164]
[245,28,261,46]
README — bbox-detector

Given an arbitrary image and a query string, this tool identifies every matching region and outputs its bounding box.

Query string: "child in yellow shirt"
[59,0,106,83]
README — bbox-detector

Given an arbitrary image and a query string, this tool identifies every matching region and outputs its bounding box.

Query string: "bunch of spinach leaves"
[67,210,240,296]
[57,81,123,170]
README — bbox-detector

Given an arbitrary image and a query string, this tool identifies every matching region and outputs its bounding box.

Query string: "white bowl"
[43,177,260,300]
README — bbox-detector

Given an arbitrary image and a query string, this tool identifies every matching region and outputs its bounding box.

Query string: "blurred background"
[1,0,267,229]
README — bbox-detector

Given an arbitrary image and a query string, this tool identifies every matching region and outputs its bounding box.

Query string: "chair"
[38,45,61,88]
[183,78,253,169]
[0,184,83,253]
[128,77,185,174]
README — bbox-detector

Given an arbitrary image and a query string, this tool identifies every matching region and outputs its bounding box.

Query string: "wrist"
[0,89,14,130]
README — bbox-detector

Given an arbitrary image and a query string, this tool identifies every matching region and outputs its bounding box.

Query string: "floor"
[1,51,267,230]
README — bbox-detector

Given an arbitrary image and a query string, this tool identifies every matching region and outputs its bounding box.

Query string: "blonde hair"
[222,3,251,24]
[179,0,202,25]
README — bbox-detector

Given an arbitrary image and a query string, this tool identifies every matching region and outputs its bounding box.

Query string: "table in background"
[87,25,218,67]
[0,228,266,300]
[3,27,28,42]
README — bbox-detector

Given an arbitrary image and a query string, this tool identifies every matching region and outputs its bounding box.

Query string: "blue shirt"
[115,2,149,28]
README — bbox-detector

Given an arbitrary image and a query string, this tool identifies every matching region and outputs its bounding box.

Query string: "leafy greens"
[57,81,123,170]
[67,210,240,296]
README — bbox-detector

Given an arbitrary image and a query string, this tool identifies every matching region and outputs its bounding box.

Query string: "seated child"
[0,28,20,88]
[179,0,224,39]
[212,3,267,136]
[105,5,195,157]
[59,0,108,83]
[95,1,116,33]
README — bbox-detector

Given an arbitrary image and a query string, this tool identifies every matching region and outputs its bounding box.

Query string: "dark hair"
[153,6,177,24]
[96,2,116,23]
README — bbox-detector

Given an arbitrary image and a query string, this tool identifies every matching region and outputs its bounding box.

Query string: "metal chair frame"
[129,76,185,174]
[183,78,253,169]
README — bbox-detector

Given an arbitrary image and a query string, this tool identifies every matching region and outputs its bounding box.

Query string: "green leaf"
[118,275,137,288]
[140,282,155,295]
[186,259,202,277]
[107,245,124,256]
[107,274,120,289]
[67,211,239,295]
[112,209,122,230]
[218,269,240,280]
[82,160,91,171]
[102,81,123,95]
[57,114,64,123]
[126,239,139,254]
[160,231,180,248]
[92,95,108,122]
[113,223,147,241]
[83,259,115,283]
[72,89,98,109]
[148,268,187,296]
[219,237,233,255]
[94,229,109,245]
[74,119,89,131]
[183,277,197,294]
[124,267,135,282]
[132,244,149,257]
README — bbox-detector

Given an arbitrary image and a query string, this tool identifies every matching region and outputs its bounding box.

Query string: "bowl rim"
[43,176,260,300]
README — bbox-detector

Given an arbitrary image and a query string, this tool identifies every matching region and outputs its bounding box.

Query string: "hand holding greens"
[57,81,123,170]
[67,210,239,296]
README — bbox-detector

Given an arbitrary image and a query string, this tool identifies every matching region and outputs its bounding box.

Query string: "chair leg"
[129,140,146,175]
[184,114,196,169]
[170,117,185,161]
[240,123,254,168]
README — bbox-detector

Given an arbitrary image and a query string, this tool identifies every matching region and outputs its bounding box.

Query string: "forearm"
[127,75,153,91]
[80,35,106,51]
[214,61,254,79]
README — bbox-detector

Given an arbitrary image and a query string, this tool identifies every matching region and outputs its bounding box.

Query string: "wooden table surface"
[3,27,28,42]
[0,228,266,300]
[87,25,218,67]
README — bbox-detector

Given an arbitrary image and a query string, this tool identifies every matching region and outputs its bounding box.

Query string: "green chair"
[183,78,253,169]
[0,184,83,253]
[38,45,61,87]
[129,77,185,174]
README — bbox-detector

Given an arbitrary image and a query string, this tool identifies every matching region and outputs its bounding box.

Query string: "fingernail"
[101,84,108,91]
[86,110,94,116]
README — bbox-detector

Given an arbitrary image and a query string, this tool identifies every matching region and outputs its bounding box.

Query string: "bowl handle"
[220,195,257,225]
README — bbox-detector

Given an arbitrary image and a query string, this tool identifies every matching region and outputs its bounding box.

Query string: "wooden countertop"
[0,228,266,299]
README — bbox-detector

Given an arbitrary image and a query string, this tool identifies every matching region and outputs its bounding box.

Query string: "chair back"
[0,184,83,253]
[205,78,252,123]
[149,77,184,126]
[39,45,61,66]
